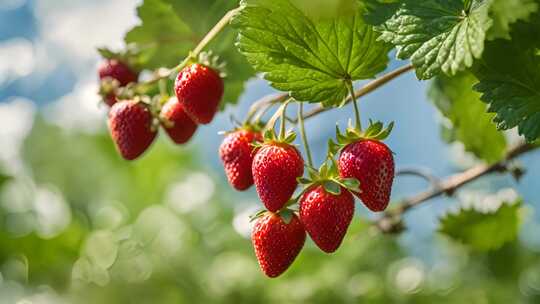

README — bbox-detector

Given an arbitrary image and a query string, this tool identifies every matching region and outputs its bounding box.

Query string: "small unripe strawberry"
[338,140,394,212]
[98,59,138,87]
[108,100,157,160]
[252,212,306,278]
[160,99,198,144]
[219,129,262,191]
[175,63,224,124]
[252,143,304,212]
[299,185,354,253]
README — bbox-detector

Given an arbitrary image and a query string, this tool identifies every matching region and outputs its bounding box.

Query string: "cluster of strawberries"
[98,59,224,160]
[98,57,395,279]
[219,123,395,278]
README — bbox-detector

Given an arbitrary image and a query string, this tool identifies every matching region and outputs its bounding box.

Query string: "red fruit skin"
[108,100,157,160]
[338,140,395,212]
[160,99,198,144]
[175,64,224,125]
[219,130,262,191]
[299,185,354,253]
[98,59,138,87]
[252,212,306,278]
[252,143,304,212]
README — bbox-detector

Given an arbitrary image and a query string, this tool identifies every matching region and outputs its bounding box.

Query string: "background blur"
[1,0,540,303]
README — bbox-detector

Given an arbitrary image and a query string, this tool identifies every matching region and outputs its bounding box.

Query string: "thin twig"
[375,142,539,233]
[395,167,442,190]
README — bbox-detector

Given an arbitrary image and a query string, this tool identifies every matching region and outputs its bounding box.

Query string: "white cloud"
[0,39,35,85]
[30,0,140,132]
[44,78,107,133]
[34,0,139,65]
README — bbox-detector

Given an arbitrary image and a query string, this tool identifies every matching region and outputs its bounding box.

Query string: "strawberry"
[219,129,262,191]
[299,185,354,253]
[160,99,198,144]
[98,59,138,87]
[175,63,224,124]
[108,100,157,160]
[252,143,304,212]
[338,140,394,212]
[252,211,306,278]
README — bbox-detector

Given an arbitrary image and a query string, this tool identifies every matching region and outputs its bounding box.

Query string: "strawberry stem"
[253,102,275,124]
[159,79,168,98]
[298,102,314,168]
[347,80,362,131]
[279,101,289,140]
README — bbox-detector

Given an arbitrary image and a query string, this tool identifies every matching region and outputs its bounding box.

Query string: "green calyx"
[263,128,296,144]
[252,129,297,149]
[249,208,296,225]
[188,51,227,78]
[297,159,360,196]
[329,120,394,155]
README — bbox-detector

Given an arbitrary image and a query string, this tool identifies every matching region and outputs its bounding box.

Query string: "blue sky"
[1,0,540,257]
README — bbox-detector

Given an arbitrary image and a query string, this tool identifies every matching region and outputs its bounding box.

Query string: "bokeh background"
[1,0,540,303]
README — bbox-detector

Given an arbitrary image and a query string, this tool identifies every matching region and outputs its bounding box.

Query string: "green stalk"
[279,101,289,140]
[347,80,362,131]
[298,102,314,168]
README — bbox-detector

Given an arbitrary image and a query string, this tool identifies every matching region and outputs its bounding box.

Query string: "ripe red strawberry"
[219,129,262,191]
[338,140,394,212]
[160,99,198,144]
[252,212,306,278]
[108,100,157,160]
[252,143,304,212]
[98,59,138,87]
[299,185,354,253]
[175,63,224,124]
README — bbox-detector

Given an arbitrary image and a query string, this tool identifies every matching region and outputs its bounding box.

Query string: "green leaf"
[428,72,507,163]
[125,0,254,107]
[361,0,401,25]
[473,21,540,142]
[378,0,492,79]
[291,0,359,20]
[232,0,391,106]
[487,0,539,40]
[439,200,523,252]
